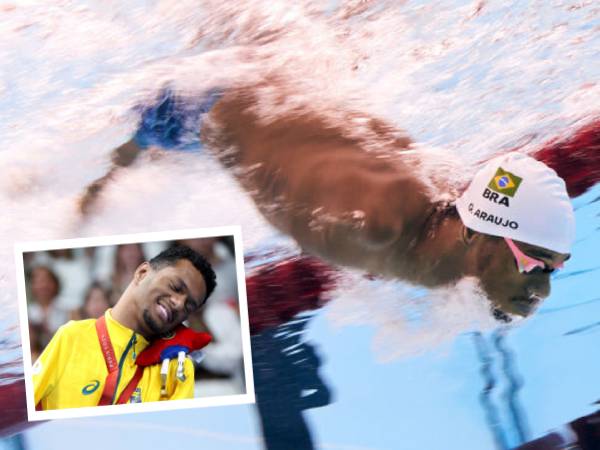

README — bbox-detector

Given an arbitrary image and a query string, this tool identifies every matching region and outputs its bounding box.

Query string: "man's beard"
[143,309,163,336]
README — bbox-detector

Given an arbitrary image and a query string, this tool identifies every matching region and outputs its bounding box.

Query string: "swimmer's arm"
[78,139,142,215]
[111,138,142,167]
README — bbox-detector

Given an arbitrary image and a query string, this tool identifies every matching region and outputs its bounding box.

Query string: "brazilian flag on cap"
[488,167,523,197]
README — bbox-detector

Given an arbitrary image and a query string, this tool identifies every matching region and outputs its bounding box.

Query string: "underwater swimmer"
[202,89,574,319]
[80,87,574,319]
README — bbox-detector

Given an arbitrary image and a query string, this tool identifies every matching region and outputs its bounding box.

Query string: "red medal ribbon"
[95,315,143,406]
[116,366,144,405]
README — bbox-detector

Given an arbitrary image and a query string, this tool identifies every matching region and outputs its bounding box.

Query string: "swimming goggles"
[504,237,564,274]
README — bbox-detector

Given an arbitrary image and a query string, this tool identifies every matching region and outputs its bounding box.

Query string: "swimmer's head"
[456,152,575,317]
[461,229,570,317]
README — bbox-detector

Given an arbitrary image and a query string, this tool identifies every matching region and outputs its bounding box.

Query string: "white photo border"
[15,225,255,422]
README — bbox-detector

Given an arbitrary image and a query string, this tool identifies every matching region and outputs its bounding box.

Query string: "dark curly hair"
[149,245,217,304]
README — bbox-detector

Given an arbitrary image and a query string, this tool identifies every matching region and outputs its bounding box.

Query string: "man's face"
[31,267,59,305]
[132,259,207,338]
[472,234,570,317]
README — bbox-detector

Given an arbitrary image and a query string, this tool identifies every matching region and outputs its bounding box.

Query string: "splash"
[326,273,498,361]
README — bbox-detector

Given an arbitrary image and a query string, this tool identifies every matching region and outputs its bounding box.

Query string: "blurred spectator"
[92,242,167,289]
[26,249,92,311]
[46,249,92,311]
[111,244,145,304]
[27,266,67,349]
[179,238,238,307]
[29,323,44,362]
[82,282,112,319]
[70,282,112,320]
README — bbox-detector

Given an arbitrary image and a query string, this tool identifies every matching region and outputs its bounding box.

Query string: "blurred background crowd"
[22,236,245,398]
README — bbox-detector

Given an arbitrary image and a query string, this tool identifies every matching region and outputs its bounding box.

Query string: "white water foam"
[326,273,499,362]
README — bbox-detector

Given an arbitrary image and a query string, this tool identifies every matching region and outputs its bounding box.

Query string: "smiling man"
[33,245,217,410]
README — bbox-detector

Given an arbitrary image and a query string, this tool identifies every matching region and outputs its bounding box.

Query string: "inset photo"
[15,227,253,421]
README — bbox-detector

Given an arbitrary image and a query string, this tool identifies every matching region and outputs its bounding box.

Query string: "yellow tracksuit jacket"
[33,310,194,410]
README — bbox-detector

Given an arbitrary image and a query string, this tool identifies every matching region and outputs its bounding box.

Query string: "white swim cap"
[456,152,575,253]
